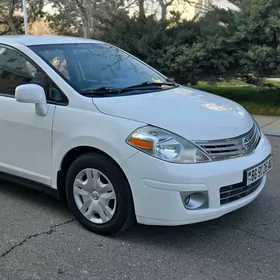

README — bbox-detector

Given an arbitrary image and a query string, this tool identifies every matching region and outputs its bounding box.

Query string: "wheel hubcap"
[73,168,117,224]
[92,191,100,200]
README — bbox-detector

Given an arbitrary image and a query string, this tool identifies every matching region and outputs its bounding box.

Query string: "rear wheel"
[65,153,135,235]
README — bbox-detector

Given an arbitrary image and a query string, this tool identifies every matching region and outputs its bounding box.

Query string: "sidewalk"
[253,115,280,136]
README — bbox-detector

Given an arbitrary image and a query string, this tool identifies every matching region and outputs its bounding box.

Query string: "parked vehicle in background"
[0,35,273,235]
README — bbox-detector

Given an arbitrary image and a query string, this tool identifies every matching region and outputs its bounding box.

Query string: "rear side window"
[0,46,44,97]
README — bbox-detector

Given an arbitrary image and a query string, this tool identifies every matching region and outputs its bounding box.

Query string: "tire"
[65,152,135,235]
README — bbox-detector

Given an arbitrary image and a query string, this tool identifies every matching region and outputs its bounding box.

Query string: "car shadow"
[114,196,269,247]
[0,179,69,216]
[116,208,249,242]
[0,178,268,247]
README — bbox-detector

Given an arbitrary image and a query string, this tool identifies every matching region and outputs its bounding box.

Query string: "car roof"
[0,35,103,46]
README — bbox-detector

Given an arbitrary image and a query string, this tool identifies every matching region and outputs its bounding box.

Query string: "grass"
[189,80,280,116]
[266,79,280,87]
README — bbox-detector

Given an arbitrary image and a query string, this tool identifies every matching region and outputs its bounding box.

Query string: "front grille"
[195,123,261,161]
[220,178,263,205]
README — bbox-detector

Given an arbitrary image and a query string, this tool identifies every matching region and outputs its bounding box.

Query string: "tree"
[0,0,45,35]
[233,0,280,86]
[45,0,280,86]
[125,0,155,21]
[157,0,174,21]
[47,0,125,38]
[205,0,280,86]
[99,14,212,84]
[46,0,82,36]
[0,0,21,34]
[99,14,168,63]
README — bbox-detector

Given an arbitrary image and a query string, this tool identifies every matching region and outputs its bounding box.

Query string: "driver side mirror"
[15,84,48,116]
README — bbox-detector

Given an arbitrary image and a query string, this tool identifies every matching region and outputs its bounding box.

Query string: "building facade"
[167,0,211,21]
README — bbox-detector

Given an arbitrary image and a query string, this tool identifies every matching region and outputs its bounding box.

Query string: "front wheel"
[65,153,135,235]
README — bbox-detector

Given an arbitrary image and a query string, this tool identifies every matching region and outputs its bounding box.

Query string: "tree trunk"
[75,0,90,38]
[243,75,265,88]
[256,77,265,88]
[7,15,17,34]
[158,0,167,21]
[138,0,146,21]
[161,5,167,21]
[7,0,17,34]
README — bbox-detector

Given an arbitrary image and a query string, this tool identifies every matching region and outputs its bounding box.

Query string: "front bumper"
[122,133,272,226]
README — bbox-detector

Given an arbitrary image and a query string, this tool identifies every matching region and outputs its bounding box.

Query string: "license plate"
[245,155,273,186]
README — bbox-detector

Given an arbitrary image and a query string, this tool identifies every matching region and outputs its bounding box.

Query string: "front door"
[0,45,54,186]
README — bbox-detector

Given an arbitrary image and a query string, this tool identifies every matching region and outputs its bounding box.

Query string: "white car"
[0,35,273,235]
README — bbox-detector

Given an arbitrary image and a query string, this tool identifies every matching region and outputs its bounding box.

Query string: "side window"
[46,78,68,104]
[0,46,45,96]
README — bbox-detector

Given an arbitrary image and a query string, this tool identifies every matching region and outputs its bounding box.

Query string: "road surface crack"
[0,219,74,259]
[227,224,280,244]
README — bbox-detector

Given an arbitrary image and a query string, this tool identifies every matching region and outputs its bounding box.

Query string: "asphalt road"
[1,136,280,280]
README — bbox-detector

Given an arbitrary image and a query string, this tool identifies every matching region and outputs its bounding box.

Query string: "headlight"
[251,115,262,136]
[126,126,211,163]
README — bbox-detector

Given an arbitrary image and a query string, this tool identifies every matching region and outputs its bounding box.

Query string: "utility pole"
[22,0,28,34]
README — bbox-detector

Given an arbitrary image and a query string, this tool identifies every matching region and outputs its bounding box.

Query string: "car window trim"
[0,44,69,106]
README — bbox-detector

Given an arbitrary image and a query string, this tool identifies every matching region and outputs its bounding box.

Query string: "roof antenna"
[22,0,28,35]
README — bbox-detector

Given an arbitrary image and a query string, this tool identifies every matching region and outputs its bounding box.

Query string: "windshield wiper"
[80,81,177,96]
[120,81,177,91]
[81,87,121,95]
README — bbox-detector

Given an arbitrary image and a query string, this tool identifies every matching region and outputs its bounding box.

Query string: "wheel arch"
[56,146,133,203]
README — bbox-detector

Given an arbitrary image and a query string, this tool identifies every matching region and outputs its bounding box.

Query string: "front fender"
[51,106,143,189]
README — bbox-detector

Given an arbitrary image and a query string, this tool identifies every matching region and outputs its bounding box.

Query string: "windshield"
[30,43,172,95]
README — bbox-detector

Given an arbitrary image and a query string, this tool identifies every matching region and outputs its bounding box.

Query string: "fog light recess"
[184,192,207,210]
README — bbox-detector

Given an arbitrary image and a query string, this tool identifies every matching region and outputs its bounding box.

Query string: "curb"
[253,115,280,137]
[262,130,280,137]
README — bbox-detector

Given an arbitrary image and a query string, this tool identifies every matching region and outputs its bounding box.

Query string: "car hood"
[92,86,254,141]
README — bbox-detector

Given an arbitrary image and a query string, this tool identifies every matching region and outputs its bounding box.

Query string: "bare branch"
[124,0,138,9]
[165,0,174,6]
